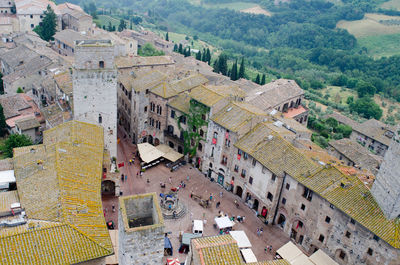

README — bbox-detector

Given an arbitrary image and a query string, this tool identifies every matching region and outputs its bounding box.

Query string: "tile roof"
[189,85,226,107]
[206,84,247,98]
[54,29,89,47]
[15,115,40,130]
[0,45,37,70]
[115,55,174,68]
[131,70,167,92]
[168,93,191,114]
[246,79,303,110]
[151,74,208,99]
[3,120,113,264]
[283,105,308,118]
[0,94,31,119]
[41,104,63,127]
[211,102,266,132]
[236,123,400,249]
[3,55,52,84]
[118,73,134,92]
[15,0,57,15]
[192,235,243,265]
[54,71,73,95]
[0,190,19,214]
[0,158,13,171]
[248,260,290,265]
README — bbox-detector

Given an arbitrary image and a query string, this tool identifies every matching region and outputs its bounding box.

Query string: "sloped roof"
[54,29,88,47]
[151,74,208,99]
[0,190,19,214]
[248,261,290,265]
[0,94,31,119]
[0,45,37,70]
[54,71,73,95]
[235,123,400,249]
[189,85,225,107]
[15,115,40,130]
[115,56,174,68]
[168,93,191,114]
[212,102,266,132]
[192,235,243,265]
[131,70,167,92]
[118,73,134,92]
[15,0,57,15]
[3,121,113,264]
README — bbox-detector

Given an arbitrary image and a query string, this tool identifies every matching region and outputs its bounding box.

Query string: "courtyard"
[102,136,290,263]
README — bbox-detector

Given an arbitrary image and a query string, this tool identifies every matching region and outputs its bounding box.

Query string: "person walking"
[216,201,220,208]
[209,193,213,201]
[121,174,124,182]
[257,228,260,236]
[125,174,127,181]
[169,177,172,184]
[187,175,190,182]
[219,191,223,198]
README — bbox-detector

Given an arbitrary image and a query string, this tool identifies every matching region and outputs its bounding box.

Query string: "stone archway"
[101,180,115,196]
[236,186,243,198]
[277,213,286,228]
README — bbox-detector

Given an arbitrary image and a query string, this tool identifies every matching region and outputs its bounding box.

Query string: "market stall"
[214,216,234,234]
[240,248,257,263]
[229,231,252,249]
[309,249,339,265]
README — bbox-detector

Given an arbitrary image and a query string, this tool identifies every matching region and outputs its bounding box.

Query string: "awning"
[214,216,234,229]
[309,250,339,265]
[182,233,202,245]
[240,248,257,263]
[277,241,304,262]
[166,258,180,265]
[156,144,183,162]
[292,253,315,265]
[164,236,173,249]
[0,170,15,189]
[229,231,252,249]
[137,143,164,163]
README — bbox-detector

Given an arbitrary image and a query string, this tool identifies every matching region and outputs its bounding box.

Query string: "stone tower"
[371,127,400,219]
[73,40,117,158]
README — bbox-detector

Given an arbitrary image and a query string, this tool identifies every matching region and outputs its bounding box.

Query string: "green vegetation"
[201,2,259,11]
[358,33,400,58]
[33,5,57,41]
[16,87,23,93]
[349,97,383,119]
[1,134,33,158]
[0,72,3,95]
[0,104,7,137]
[138,43,165,56]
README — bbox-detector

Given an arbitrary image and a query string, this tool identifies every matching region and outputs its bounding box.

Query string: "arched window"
[98,114,102,124]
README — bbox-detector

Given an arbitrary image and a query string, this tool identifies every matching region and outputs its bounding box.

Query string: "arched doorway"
[169,141,174,148]
[217,173,224,186]
[245,192,251,203]
[154,138,160,146]
[236,186,243,198]
[277,214,286,228]
[253,199,259,212]
[148,135,153,144]
[101,180,115,196]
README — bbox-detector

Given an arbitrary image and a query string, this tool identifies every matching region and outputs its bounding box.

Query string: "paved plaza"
[102,136,290,263]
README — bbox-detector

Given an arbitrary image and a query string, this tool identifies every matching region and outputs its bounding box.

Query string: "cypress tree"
[201,48,206,62]
[196,50,201,60]
[33,5,57,41]
[261,74,266,85]
[239,58,245,79]
[230,59,238,81]
[0,72,3,94]
[218,54,228,76]
[173,44,178,52]
[212,59,219,73]
[0,104,6,137]
[255,74,260,84]
[206,48,211,65]
[107,21,112,31]
[166,32,169,41]
[178,43,183,54]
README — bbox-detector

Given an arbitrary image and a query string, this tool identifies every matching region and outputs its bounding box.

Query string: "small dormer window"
[98,114,102,124]
[99,61,104,68]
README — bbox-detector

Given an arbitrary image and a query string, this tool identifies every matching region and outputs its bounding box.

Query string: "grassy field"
[94,15,121,29]
[189,1,259,11]
[337,13,400,38]
[381,0,400,10]
[358,33,400,58]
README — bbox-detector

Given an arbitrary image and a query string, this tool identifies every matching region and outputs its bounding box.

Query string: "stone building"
[73,39,117,158]
[53,29,88,56]
[0,0,14,14]
[14,115,40,142]
[0,120,114,264]
[118,193,164,265]
[14,0,58,32]
[58,2,92,33]
[115,55,174,74]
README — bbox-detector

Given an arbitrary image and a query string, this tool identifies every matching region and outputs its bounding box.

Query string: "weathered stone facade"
[73,40,117,158]
[118,193,165,265]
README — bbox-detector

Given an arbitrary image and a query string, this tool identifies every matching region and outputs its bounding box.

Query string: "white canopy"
[309,250,339,265]
[156,144,183,162]
[292,253,315,265]
[229,231,252,249]
[137,143,164,163]
[214,216,234,229]
[277,241,304,263]
[0,170,15,189]
[240,248,257,263]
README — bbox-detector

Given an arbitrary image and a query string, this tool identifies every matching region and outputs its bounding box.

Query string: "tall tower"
[371,127,400,219]
[73,40,117,158]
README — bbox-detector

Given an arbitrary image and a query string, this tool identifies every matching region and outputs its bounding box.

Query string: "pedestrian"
[260,228,263,236]
[129,159,132,165]
[269,245,273,252]
[257,228,260,236]
[140,171,143,177]
[169,177,172,184]
[216,201,220,208]
[125,174,127,181]
[136,172,139,178]
[121,174,124,182]
[242,216,245,223]
[112,204,115,212]
[219,191,223,198]
[147,178,150,184]
[209,193,213,201]
[190,212,193,220]
[187,175,190,182]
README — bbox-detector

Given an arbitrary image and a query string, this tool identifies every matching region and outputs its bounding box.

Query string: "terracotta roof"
[0,94,31,119]
[131,70,167,92]
[189,85,226,107]
[54,71,73,95]
[0,45,37,70]
[15,115,40,131]
[41,104,63,127]
[206,84,247,98]
[283,105,308,118]
[151,74,208,99]
[168,93,191,114]
[236,123,400,249]
[212,102,266,132]
[246,79,303,110]
[3,121,113,264]
[15,0,57,15]
[54,29,88,47]
[115,55,174,68]
[192,235,243,265]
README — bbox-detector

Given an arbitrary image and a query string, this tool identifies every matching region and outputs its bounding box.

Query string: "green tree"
[16,87,23,93]
[335,124,352,138]
[356,80,376,98]
[346,96,354,105]
[206,48,211,65]
[230,59,238,81]
[350,97,383,120]
[118,19,126,32]
[138,43,165,57]
[178,43,183,54]
[260,74,266,85]
[33,5,57,41]
[166,32,169,41]
[201,48,206,62]
[0,72,3,95]
[112,25,116,32]
[107,21,113,31]
[131,16,142,25]
[88,2,97,19]
[173,44,178,52]
[0,104,7,137]
[238,58,245,79]
[255,74,260,84]
[1,134,33,158]
[217,54,228,76]
[196,50,201,60]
